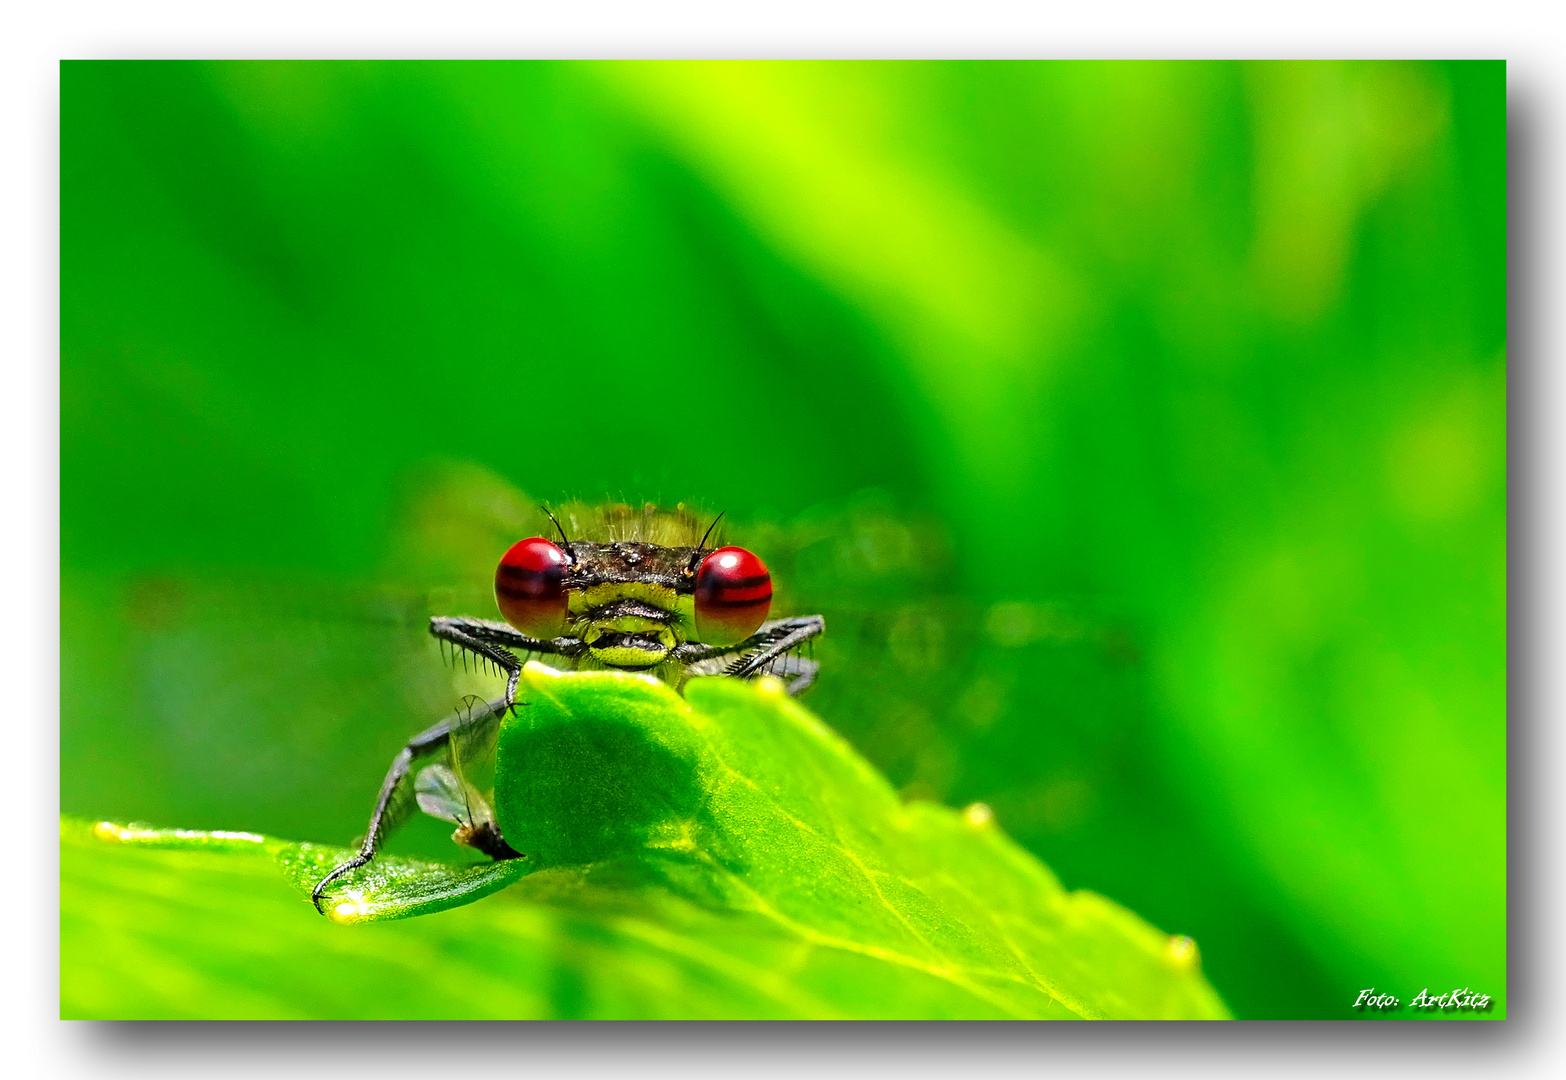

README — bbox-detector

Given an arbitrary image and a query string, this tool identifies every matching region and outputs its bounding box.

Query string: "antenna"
[686,511,725,575]
[542,506,576,565]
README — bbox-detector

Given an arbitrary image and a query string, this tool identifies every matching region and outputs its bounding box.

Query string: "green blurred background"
[60,60,1506,1020]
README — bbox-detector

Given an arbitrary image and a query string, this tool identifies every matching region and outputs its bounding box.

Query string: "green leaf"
[63,666,1229,1019]
[81,821,533,924]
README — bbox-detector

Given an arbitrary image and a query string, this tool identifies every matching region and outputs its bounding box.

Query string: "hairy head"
[493,502,772,673]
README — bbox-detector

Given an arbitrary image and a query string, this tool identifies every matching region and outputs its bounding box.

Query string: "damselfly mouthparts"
[311,503,824,911]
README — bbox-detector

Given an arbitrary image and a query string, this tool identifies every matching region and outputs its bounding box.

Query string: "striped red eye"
[495,537,569,637]
[694,546,772,646]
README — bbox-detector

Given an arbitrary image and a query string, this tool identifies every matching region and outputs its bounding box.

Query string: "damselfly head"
[493,502,773,671]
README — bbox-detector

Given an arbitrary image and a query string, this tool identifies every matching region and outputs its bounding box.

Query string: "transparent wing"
[448,695,500,808]
[416,695,501,837]
[414,763,470,825]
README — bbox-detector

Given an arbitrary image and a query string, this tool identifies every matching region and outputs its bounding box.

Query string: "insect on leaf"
[64,667,1230,1019]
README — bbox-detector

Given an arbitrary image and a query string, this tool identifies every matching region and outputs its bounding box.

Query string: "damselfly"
[311,503,824,910]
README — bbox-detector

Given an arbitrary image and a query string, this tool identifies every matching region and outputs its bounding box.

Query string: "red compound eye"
[694,546,772,646]
[495,537,569,637]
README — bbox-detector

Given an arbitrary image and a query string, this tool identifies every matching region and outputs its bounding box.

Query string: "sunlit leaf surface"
[62,668,1228,1020]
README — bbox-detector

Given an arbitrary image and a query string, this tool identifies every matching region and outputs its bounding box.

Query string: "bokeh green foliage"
[61,60,1505,1019]
[64,668,1229,1019]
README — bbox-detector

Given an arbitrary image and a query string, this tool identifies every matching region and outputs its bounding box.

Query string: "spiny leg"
[312,619,530,912]
[310,713,462,911]
[765,652,821,696]
[674,615,825,697]
[427,620,543,736]
[432,616,584,662]
[725,616,824,689]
